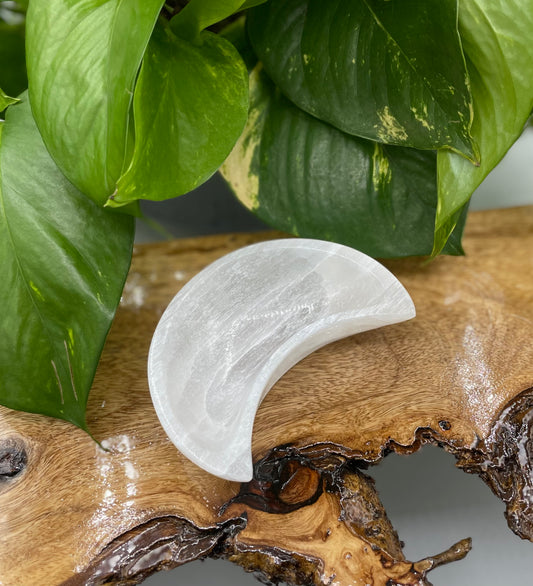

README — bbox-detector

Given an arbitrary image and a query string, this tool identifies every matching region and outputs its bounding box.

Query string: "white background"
[139,128,533,585]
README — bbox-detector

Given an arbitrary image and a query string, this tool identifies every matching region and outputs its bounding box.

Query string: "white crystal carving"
[148,239,415,482]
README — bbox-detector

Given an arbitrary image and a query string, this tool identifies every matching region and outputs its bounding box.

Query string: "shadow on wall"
[135,173,268,243]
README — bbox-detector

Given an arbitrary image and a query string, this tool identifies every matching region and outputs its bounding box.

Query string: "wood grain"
[1,207,532,585]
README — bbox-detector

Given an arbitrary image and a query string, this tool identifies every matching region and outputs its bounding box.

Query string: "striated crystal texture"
[148,239,415,481]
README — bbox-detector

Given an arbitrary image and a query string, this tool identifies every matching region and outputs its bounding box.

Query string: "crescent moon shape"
[148,239,415,482]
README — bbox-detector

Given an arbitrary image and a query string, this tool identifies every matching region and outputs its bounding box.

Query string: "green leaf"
[26,0,165,204]
[111,22,248,206]
[241,0,267,8]
[0,21,27,97]
[170,0,268,41]
[220,16,258,72]
[171,0,247,40]
[0,95,134,428]
[247,0,477,159]
[0,88,19,112]
[221,67,465,258]
[433,0,533,255]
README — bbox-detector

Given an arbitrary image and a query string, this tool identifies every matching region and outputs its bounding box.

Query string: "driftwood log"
[1,206,533,585]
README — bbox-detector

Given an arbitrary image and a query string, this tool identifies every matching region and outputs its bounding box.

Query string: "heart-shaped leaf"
[111,22,248,206]
[0,96,134,429]
[247,0,477,160]
[433,0,533,255]
[221,67,466,258]
[26,0,165,204]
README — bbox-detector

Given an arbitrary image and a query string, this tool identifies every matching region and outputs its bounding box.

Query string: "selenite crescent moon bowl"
[148,239,415,482]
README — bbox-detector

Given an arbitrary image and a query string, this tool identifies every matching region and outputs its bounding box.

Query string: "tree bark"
[1,206,532,585]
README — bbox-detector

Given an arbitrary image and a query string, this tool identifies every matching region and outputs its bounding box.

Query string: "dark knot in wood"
[438,420,452,431]
[0,437,27,480]
[224,445,325,514]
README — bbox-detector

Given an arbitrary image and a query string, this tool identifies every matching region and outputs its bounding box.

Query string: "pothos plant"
[0,0,532,432]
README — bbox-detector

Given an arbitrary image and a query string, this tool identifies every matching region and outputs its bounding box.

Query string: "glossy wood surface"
[1,206,532,585]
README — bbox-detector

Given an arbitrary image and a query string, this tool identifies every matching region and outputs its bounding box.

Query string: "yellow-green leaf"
[433,0,533,255]
[111,22,248,206]
[26,0,165,204]
[0,88,19,112]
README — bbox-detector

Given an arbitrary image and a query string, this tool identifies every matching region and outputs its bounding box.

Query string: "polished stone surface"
[148,239,415,481]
